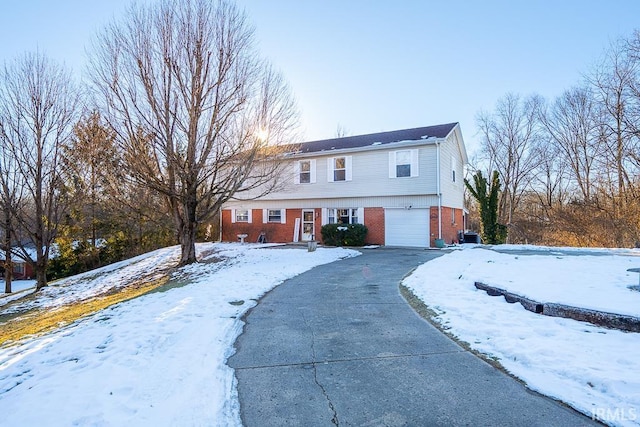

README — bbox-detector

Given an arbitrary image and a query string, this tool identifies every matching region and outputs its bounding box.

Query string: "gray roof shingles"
[296,122,458,154]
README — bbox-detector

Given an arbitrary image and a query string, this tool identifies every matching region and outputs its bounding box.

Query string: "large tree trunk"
[4,211,11,293]
[178,193,198,266]
[4,251,11,294]
[179,223,197,266]
[35,245,47,291]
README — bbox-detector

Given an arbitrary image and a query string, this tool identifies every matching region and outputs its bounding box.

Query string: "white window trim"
[327,156,352,182]
[325,208,363,225]
[389,149,419,178]
[231,208,252,224]
[263,208,287,224]
[294,160,316,184]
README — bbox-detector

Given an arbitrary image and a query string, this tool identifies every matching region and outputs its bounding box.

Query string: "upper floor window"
[327,156,352,182]
[334,157,346,181]
[451,155,458,183]
[294,159,316,184]
[300,161,311,183]
[396,150,411,177]
[389,149,418,178]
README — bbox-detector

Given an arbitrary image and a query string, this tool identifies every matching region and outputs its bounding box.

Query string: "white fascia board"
[285,138,445,159]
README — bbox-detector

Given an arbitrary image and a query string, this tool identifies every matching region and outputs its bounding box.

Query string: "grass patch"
[0,276,169,348]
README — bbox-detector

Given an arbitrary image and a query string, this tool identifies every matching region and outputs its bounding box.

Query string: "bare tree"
[0,134,24,293]
[89,0,298,265]
[476,93,543,226]
[0,52,79,290]
[589,38,639,201]
[538,86,602,203]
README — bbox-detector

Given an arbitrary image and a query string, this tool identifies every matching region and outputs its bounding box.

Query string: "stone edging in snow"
[474,282,640,333]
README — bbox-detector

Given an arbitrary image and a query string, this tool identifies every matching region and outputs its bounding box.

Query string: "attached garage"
[384,208,431,247]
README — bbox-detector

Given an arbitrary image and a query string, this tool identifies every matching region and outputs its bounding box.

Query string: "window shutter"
[321,208,328,225]
[357,207,364,225]
[327,158,334,182]
[247,209,253,224]
[281,209,287,224]
[388,152,396,178]
[293,162,300,184]
[262,209,268,223]
[410,149,419,177]
[310,159,317,183]
[345,156,352,181]
[231,209,236,224]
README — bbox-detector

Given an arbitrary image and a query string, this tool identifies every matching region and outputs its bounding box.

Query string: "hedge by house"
[321,223,368,246]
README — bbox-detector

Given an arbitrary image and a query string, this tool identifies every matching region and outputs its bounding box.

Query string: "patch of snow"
[403,248,640,425]
[0,243,359,426]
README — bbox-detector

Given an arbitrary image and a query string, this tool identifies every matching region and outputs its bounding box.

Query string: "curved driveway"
[228,248,595,426]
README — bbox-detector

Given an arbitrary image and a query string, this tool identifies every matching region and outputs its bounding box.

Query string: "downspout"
[219,207,223,242]
[436,140,442,241]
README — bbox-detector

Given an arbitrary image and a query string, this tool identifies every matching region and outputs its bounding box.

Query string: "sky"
[1,1,640,155]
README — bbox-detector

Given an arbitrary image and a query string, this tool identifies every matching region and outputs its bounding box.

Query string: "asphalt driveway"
[228,248,596,426]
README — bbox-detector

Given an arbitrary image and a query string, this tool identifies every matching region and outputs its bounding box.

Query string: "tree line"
[471,31,640,247]
[0,0,298,293]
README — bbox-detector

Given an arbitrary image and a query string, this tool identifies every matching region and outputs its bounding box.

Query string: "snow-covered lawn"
[403,246,640,427]
[0,243,358,426]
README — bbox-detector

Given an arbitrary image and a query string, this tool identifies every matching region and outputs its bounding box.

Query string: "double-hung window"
[333,157,346,181]
[300,161,311,183]
[262,208,287,224]
[327,156,352,182]
[232,209,252,223]
[389,149,419,178]
[294,160,316,184]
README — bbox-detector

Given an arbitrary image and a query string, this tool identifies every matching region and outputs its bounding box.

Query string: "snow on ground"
[0,243,359,426]
[403,246,640,427]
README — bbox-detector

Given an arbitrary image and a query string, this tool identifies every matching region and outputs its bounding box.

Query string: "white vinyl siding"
[231,144,442,201]
[389,149,419,178]
[262,208,287,224]
[327,156,352,182]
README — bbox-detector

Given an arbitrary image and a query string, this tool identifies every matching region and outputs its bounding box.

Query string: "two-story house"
[221,122,468,247]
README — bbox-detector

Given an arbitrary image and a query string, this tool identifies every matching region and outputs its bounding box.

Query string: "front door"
[301,209,315,241]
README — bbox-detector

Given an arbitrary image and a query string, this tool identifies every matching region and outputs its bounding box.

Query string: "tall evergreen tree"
[464,170,507,244]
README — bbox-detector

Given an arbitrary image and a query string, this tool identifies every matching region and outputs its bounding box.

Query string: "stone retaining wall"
[474,282,640,333]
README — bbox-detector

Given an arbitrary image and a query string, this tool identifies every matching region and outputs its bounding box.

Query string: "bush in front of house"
[321,223,368,246]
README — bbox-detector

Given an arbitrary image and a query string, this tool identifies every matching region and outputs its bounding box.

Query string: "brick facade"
[430,206,464,246]
[363,207,384,245]
[223,206,463,247]
[222,207,389,245]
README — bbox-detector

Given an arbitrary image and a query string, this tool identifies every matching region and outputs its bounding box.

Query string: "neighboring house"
[221,122,468,247]
[0,249,35,280]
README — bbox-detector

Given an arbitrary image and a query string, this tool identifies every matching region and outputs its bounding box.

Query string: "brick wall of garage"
[364,207,384,245]
[430,206,464,246]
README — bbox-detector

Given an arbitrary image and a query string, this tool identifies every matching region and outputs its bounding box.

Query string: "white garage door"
[385,208,430,247]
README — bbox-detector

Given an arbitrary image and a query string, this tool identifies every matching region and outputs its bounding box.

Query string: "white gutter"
[436,140,442,240]
[219,207,223,242]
